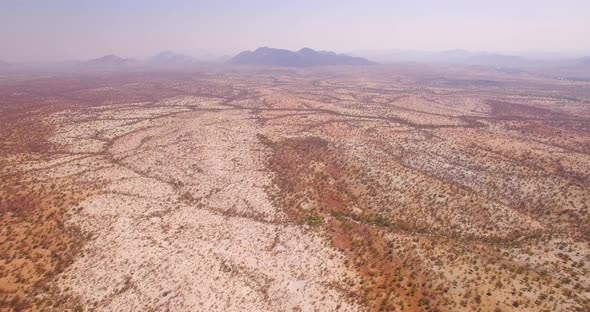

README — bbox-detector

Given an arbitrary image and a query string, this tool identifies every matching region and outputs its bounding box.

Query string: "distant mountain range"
[1,50,589,77]
[436,50,527,67]
[79,52,199,70]
[350,49,537,68]
[229,47,374,67]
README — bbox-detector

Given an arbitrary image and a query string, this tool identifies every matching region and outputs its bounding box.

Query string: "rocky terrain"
[0,65,589,311]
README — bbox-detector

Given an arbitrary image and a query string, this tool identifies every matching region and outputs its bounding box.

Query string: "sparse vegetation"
[1,66,589,311]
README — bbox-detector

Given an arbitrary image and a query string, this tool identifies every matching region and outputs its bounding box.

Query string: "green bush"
[304,214,324,226]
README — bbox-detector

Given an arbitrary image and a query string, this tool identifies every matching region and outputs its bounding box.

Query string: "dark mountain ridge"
[229,47,374,67]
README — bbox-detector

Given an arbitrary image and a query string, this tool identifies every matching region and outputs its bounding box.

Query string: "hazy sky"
[1,0,589,62]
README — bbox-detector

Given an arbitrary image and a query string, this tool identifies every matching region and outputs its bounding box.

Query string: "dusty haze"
[1,0,590,62]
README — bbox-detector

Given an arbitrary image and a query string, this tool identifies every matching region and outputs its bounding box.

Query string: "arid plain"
[1,65,589,311]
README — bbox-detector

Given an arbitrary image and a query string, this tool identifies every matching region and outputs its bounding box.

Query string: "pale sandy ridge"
[44,98,361,311]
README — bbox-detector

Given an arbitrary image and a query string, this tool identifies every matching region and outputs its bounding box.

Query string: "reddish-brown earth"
[1,65,589,311]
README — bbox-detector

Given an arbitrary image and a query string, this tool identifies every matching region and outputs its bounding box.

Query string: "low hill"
[81,55,135,68]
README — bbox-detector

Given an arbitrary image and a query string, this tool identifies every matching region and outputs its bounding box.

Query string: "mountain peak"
[298,47,316,54]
